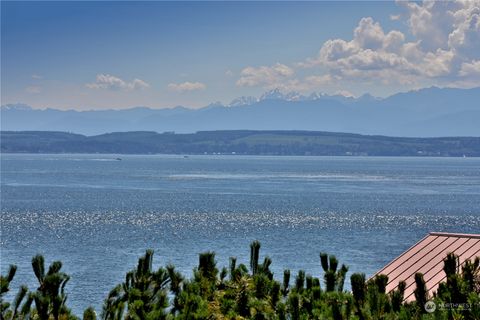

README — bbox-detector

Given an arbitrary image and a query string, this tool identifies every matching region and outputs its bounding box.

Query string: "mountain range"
[2,87,479,137]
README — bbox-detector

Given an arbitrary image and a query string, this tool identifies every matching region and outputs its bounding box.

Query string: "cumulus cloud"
[398,0,480,57]
[310,1,480,86]
[304,74,334,87]
[236,63,294,87]
[237,0,480,94]
[167,81,206,92]
[398,1,458,51]
[447,3,480,60]
[236,62,336,93]
[314,17,420,82]
[86,74,150,91]
[460,60,480,77]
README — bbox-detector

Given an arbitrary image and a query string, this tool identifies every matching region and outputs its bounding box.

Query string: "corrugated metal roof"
[373,232,480,302]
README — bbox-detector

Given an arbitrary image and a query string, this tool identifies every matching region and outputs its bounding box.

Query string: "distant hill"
[1,87,479,137]
[1,130,479,156]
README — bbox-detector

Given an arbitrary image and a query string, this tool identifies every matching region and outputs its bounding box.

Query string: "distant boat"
[463,154,467,158]
[183,155,189,159]
[115,158,122,161]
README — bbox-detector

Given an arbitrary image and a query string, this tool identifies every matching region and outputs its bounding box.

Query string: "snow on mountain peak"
[229,96,258,107]
[1,103,33,111]
[259,88,285,100]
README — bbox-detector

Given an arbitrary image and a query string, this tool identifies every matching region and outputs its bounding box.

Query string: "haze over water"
[1,154,479,314]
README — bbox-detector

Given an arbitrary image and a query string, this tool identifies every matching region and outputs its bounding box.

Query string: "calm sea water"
[1,154,479,314]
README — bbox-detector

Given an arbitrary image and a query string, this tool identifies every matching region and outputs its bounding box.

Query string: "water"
[1,154,479,315]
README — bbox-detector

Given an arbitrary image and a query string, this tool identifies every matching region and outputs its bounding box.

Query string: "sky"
[1,1,480,110]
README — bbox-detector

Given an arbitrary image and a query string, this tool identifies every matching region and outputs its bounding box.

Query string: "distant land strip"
[1,130,479,157]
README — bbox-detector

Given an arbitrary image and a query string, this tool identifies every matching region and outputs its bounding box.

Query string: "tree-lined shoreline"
[2,131,480,157]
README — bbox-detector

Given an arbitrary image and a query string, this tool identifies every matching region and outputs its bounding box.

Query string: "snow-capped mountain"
[259,88,287,101]
[239,89,372,105]
[2,87,479,137]
[228,96,258,107]
[1,103,33,111]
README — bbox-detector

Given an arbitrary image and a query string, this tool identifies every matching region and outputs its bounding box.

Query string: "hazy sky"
[2,1,479,110]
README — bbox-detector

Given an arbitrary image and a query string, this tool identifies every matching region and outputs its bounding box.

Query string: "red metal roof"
[373,232,480,302]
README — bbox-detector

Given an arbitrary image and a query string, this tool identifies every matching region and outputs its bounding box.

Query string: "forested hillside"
[1,130,479,156]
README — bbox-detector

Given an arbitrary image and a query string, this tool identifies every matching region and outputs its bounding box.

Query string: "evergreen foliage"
[1,244,479,319]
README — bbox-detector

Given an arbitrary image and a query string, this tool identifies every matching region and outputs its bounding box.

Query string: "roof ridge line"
[429,232,480,239]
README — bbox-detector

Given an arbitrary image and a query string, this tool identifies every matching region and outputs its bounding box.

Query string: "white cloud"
[236,0,480,95]
[398,0,459,51]
[236,63,294,87]
[397,0,480,58]
[236,62,336,93]
[447,2,480,60]
[86,74,150,91]
[25,86,41,94]
[390,14,401,21]
[459,60,480,77]
[167,81,206,92]
[354,17,387,50]
[304,74,334,86]
[306,1,480,87]
[300,18,424,86]
[31,74,43,79]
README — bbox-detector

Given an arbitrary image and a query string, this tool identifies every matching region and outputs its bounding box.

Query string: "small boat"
[115,158,122,161]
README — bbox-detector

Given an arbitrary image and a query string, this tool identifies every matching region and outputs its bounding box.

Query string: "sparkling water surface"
[1,154,479,314]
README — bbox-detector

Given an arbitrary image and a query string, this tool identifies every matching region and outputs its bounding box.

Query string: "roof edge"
[370,233,431,279]
[429,232,480,239]
[370,232,480,280]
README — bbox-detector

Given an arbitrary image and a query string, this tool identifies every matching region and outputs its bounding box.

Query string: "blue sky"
[2,1,479,110]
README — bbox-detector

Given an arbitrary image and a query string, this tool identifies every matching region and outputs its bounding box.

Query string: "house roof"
[373,232,480,302]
